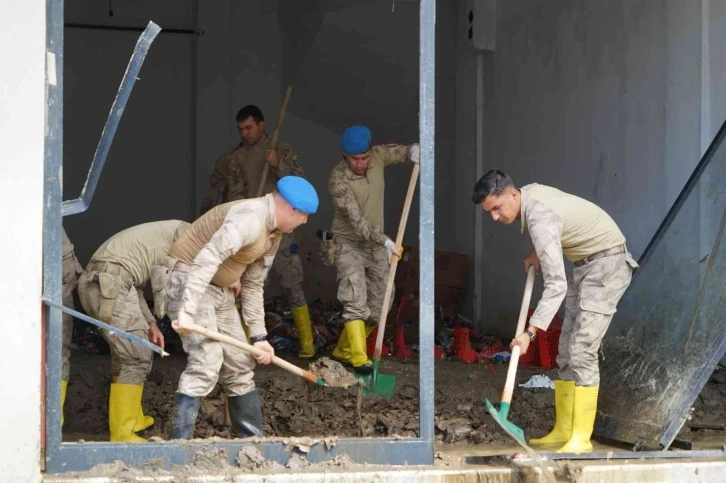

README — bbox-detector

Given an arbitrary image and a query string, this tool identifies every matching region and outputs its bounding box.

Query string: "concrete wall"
[460,0,726,335]
[0,0,45,480]
[63,0,198,263]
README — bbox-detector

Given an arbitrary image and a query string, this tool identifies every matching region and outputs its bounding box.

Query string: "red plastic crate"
[453,327,479,363]
[537,326,561,369]
[520,309,562,367]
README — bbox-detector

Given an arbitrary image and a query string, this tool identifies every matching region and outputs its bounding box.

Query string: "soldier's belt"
[573,244,626,267]
[87,260,133,281]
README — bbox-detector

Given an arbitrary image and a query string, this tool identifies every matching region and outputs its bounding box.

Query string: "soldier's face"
[480,189,520,225]
[279,209,309,234]
[237,117,265,145]
[344,151,371,176]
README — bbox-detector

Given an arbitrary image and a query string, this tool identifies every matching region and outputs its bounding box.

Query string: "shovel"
[255,86,293,197]
[181,322,325,387]
[485,265,536,443]
[356,163,420,397]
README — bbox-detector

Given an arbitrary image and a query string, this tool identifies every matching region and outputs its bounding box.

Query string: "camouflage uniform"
[77,220,187,384]
[226,138,306,307]
[521,184,638,387]
[329,144,414,326]
[199,144,242,216]
[165,195,280,397]
[61,229,83,382]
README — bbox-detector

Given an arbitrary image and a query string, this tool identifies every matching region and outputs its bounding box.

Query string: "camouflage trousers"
[557,252,638,386]
[77,262,153,385]
[266,233,306,308]
[61,252,82,381]
[166,264,256,398]
[334,241,394,326]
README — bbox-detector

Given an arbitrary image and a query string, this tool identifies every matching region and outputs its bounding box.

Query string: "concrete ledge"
[45,457,726,482]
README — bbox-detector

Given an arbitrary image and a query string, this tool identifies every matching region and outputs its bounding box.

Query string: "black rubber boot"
[353,363,373,375]
[227,389,265,438]
[168,393,201,440]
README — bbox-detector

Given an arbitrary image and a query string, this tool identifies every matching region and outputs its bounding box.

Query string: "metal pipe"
[43,0,65,461]
[43,299,169,357]
[62,21,161,217]
[418,0,436,461]
[65,22,203,36]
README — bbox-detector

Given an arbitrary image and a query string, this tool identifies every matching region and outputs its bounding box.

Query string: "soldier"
[327,125,419,374]
[166,176,318,440]
[61,228,83,427]
[224,105,315,360]
[77,220,189,442]
[472,170,638,453]
[199,144,242,217]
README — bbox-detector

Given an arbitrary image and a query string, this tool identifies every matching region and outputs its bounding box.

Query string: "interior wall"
[196,0,460,303]
[0,0,45,480]
[460,0,726,336]
[63,0,197,263]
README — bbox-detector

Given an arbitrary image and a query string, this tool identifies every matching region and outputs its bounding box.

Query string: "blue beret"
[277,176,319,214]
[341,125,372,154]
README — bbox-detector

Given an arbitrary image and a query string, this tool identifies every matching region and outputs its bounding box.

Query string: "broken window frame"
[42,0,436,472]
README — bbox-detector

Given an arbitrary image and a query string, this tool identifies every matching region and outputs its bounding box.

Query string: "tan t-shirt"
[521,183,625,263]
[329,144,412,244]
[521,183,627,330]
[91,220,188,286]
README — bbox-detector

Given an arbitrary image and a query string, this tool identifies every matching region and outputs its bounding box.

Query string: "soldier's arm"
[527,205,567,332]
[374,144,413,167]
[273,144,305,178]
[329,174,388,245]
[179,212,262,315]
[199,155,228,216]
[226,157,248,202]
[239,238,280,338]
[136,288,156,324]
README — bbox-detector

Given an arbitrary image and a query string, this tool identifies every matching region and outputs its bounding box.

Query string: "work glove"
[410,144,420,164]
[384,238,403,261]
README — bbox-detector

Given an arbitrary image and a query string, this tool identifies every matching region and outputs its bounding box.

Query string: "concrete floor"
[44,437,726,482]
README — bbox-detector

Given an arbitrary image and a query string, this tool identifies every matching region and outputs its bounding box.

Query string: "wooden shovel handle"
[501,266,536,404]
[256,86,293,197]
[184,323,319,385]
[372,163,420,361]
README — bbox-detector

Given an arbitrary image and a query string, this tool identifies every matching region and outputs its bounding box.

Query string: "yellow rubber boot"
[557,386,599,453]
[109,383,147,442]
[530,380,575,445]
[332,325,351,364]
[112,376,153,432]
[291,305,316,359]
[60,380,68,427]
[333,324,375,364]
[347,319,372,373]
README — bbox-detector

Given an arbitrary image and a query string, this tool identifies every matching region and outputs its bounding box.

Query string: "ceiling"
[279,0,420,141]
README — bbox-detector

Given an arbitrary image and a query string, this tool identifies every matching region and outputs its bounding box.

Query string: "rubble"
[63,294,726,449]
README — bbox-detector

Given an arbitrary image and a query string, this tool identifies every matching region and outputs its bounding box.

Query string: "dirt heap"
[63,351,726,446]
[64,352,560,444]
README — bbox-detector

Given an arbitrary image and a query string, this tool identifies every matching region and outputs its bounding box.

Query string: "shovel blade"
[485,398,526,443]
[354,372,396,398]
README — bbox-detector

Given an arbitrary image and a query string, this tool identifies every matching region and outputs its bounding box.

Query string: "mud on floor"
[63,352,726,446]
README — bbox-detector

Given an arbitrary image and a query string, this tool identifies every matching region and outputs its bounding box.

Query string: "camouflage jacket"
[226,137,304,201]
[199,144,243,216]
[328,144,412,245]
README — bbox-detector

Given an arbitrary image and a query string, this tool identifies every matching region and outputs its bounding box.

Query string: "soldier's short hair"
[471,170,515,204]
[236,105,265,123]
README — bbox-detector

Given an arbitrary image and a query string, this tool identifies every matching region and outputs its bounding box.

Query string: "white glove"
[384,238,402,260]
[410,144,420,164]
